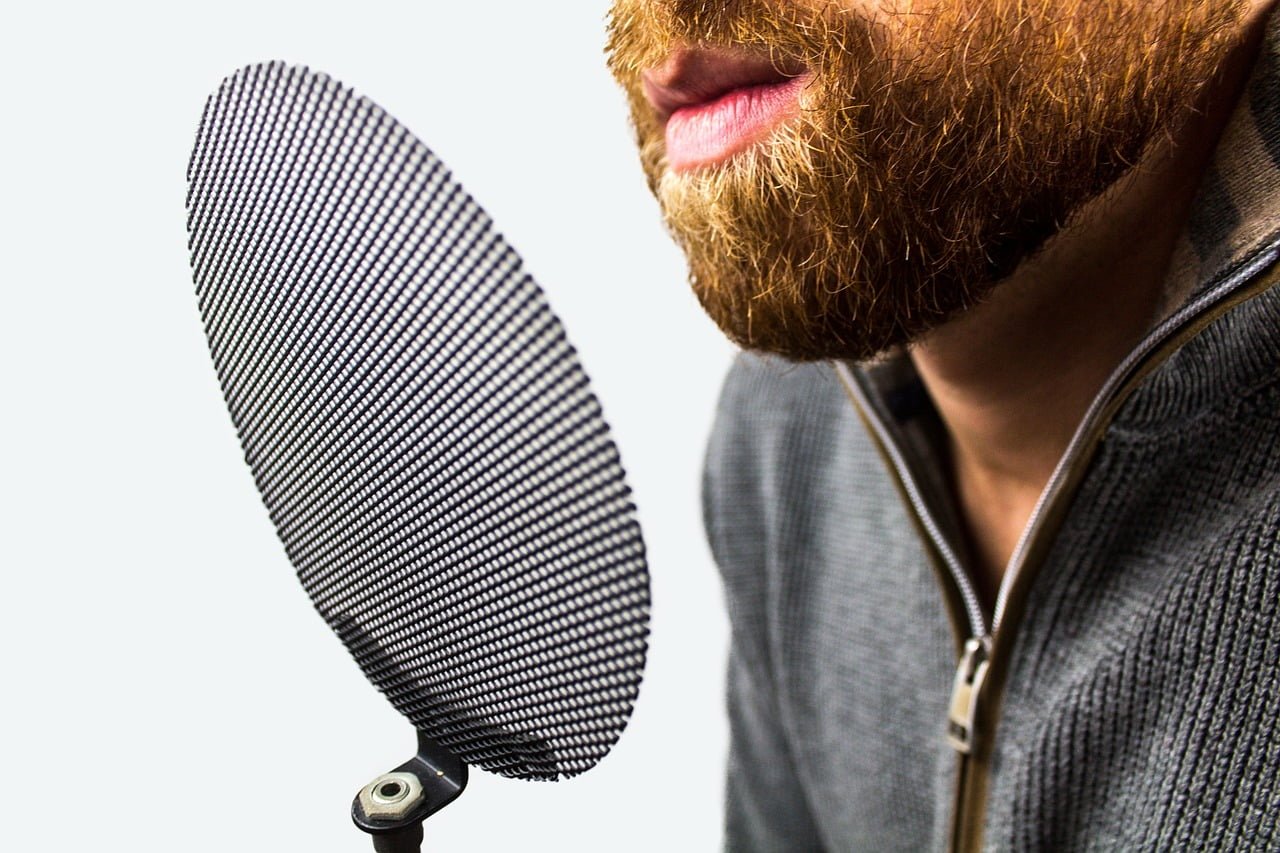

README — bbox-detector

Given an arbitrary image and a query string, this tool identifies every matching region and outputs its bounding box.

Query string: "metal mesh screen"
[185,62,650,780]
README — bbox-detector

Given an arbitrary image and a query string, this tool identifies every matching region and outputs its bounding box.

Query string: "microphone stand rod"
[371,823,424,853]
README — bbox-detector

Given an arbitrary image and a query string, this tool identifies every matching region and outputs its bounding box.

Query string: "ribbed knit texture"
[987,279,1280,851]
[704,11,1280,852]
[706,289,1280,851]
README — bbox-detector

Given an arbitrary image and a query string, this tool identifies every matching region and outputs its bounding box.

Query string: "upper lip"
[641,48,808,122]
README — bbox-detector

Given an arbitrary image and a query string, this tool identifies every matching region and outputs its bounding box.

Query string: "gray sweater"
[703,15,1280,853]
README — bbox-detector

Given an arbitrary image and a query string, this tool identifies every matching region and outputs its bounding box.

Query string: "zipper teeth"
[834,361,987,638]
[992,242,1280,633]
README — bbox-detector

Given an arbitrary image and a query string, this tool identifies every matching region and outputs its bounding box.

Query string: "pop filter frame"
[185,62,651,847]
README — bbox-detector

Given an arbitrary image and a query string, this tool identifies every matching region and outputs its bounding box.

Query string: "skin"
[908,0,1279,607]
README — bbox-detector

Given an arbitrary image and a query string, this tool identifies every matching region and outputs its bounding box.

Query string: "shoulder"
[703,353,853,511]
[701,353,892,581]
[704,352,858,482]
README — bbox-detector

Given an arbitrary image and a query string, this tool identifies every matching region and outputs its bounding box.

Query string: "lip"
[641,48,811,173]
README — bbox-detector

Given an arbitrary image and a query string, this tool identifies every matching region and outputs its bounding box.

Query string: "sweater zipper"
[834,244,1280,853]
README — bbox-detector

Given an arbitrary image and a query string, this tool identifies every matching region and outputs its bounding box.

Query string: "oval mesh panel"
[185,62,650,780]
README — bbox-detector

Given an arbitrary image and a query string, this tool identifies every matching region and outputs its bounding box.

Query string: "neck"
[907,13,1269,607]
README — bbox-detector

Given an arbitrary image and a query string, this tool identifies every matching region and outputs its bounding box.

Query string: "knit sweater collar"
[1178,7,1280,303]
[1114,8,1280,431]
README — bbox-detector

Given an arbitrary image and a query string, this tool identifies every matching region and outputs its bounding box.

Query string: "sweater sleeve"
[704,354,826,852]
[723,644,826,852]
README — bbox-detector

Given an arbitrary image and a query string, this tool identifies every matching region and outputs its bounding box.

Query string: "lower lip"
[664,76,809,173]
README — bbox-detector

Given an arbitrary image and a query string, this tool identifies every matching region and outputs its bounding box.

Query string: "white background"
[2,2,735,850]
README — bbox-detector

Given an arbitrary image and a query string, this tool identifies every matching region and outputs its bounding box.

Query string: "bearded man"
[608,0,1280,850]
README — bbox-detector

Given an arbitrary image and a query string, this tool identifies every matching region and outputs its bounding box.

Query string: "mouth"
[641,48,812,173]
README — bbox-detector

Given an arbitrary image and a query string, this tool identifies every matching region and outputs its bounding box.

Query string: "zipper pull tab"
[947,637,992,754]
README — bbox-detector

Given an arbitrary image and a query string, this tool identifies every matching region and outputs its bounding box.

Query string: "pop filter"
[185,62,650,850]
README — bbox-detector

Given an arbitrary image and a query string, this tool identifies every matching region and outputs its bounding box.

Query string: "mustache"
[607,0,886,82]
